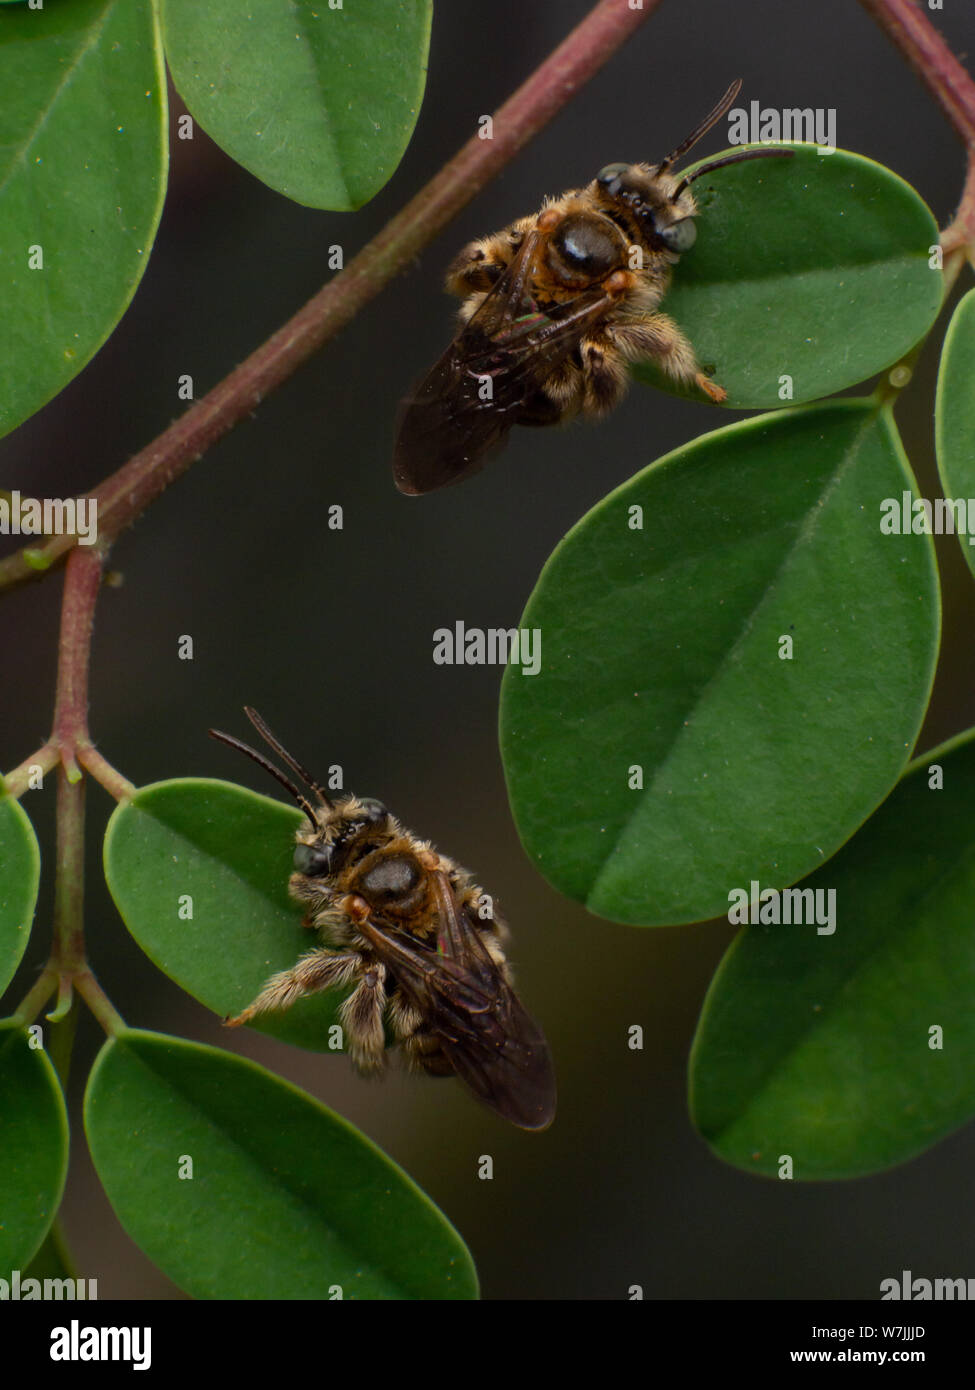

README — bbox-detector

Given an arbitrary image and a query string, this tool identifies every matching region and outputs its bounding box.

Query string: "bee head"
[210,709,395,876]
[594,80,792,259]
[292,797,391,879]
[595,162,698,254]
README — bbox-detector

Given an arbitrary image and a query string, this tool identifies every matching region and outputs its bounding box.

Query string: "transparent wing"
[393,227,617,495]
[358,872,556,1130]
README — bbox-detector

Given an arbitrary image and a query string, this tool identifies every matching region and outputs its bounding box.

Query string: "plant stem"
[77,745,136,801]
[0,0,660,592]
[39,547,134,797]
[859,0,975,252]
[6,544,133,1038]
[45,997,80,1088]
[44,548,128,1030]
[52,547,103,779]
[52,767,86,974]
[858,0,975,143]
[944,151,975,254]
[10,967,57,1026]
[74,971,126,1036]
[3,741,59,799]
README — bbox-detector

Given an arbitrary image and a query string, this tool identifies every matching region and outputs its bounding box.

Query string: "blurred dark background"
[3,0,975,1300]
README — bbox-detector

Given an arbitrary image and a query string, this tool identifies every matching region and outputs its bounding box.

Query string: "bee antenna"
[208,727,321,828]
[671,145,793,198]
[658,78,742,173]
[241,706,334,808]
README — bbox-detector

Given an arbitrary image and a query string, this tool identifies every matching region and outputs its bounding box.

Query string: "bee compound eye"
[659,217,697,252]
[293,841,334,877]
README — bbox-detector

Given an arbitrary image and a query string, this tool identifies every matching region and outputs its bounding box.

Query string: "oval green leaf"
[634,145,941,408]
[24,1223,77,1284]
[84,1029,477,1299]
[0,0,167,440]
[160,0,431,210]
[935,286,975,578]
[500,399,939,926]
[0,791,41,997]
[104,779,347,1050]
[690,730,975,1179]
[0,1023,69,1275]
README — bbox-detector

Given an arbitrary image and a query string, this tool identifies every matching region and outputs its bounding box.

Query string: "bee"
[393,79,790,494]
[209,707,556,1131]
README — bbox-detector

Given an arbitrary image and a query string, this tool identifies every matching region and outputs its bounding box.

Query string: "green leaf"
[0,1023,69,1275]
[24,1222,78,1284]
[690,730,975,1179]
[84,1029,478,1299]
[0,0,167,440]
[160,0,431,210]
[935,286,975,578]
[104,779,349,1050]
[0,792,40,997]
[500,399,939,926]
[635,146,942,408]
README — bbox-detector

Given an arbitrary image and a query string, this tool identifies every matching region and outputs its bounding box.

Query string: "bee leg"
[607,315,728,403]
[224,950,361,1027]
[444,216,534,297]
[578,336,631,416]
[519,359,585,425]
[392,997,454,1078]
[340,962,388,1072]
[445,243,507,296]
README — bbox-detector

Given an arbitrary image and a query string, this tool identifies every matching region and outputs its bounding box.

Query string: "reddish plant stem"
[43,543,134,799]
[945,149,975,254]
[11,546,131,1030]
[859,0,975,252]
[858,0,975,144]
[52,547,103,776]
[47,547,101,978]
[0,0,660,591]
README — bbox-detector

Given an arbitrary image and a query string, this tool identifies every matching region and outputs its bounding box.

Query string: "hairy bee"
[209,708,556,1131]
[393,78,790,494]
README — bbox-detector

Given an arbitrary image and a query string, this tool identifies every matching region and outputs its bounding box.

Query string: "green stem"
[9,968,57,1026]
[3,742,59,799]
[52,769,86,974]
[74,971,126,1036]
[0,0,660,591]
[45,996,80,1089]
[77,745,136,801]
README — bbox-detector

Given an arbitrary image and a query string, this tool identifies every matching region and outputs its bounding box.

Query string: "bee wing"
[393,228,618,495]
[358,873,557,1130]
